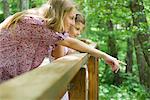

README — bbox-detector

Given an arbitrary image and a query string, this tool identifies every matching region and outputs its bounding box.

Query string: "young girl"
[0,0,123,83]
[60,13,85,100]
[69,13,85,38]
[51,13,85,60]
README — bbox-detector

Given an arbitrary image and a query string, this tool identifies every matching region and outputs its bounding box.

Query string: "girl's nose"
[77,33,80,35]
[76,32,80,36]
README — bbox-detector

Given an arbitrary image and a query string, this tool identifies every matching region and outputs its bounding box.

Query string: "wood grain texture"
[0,53,88,100]
[87,56,99,100]
[69,68,86,100]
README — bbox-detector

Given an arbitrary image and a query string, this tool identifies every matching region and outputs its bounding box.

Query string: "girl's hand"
[104,55,126,73]
[67,49,76,54]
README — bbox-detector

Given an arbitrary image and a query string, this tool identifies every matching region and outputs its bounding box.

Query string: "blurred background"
[0,0,149,99]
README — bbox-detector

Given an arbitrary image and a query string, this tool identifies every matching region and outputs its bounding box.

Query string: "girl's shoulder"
[20,15,46,26]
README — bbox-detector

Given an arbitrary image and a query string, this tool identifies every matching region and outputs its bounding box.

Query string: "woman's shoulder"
[20,15,46,26]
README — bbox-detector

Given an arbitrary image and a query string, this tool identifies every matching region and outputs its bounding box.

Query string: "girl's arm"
[57,37,126,72]
[52,45,66,59]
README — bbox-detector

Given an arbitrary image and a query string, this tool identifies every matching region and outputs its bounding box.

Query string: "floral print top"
[0,16,68,83]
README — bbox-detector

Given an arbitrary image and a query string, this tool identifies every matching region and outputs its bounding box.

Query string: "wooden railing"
[0,43,99,100]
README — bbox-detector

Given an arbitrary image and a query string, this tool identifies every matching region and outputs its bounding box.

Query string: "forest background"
[0,0,150,99]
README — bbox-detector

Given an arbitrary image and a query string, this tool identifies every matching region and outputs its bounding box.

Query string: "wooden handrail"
[0,42,99,100]
[68,43,99,100]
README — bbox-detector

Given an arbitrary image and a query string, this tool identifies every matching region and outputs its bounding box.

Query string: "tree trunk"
[134,34,150,88]
[130,0,150,89]
[125,37,133,73]
[19,0,29,11]
[107,34,118,58]
[107,20,122,85]
[107,20,118,58]
[129,0,148,27]
[2,0,9,18]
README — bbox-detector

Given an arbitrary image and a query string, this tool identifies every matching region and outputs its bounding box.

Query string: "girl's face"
[63,10,75,32]
[69,22,84,38]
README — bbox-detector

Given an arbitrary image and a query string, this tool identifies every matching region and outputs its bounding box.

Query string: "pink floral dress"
[0,16,68,83]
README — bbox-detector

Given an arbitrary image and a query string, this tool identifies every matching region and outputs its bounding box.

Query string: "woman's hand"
[57,37,126,73]
[103,55,126,73]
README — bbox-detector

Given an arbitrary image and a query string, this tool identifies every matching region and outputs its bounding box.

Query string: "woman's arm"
[57,37,126,72]
[57,37,107,58]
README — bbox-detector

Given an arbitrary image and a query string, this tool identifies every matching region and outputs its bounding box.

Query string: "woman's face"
[69,22,84,38]
[63,10,76,32]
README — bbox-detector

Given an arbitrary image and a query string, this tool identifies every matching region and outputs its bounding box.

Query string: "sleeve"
[18,16,69,45]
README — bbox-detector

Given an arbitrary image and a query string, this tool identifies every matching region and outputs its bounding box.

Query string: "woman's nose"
[71,20,75,26]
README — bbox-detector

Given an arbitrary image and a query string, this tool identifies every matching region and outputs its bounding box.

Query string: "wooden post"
[87,56,99,100]
[69,68,86,100]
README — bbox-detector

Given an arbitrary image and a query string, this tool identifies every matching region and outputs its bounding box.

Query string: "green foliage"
[0,0,150,99]
[100,83,150,100]
[0,0,47,22]
[99,62,150,99]
[0,0,4,22]
[29,0,47,8]
[75,0,150,99]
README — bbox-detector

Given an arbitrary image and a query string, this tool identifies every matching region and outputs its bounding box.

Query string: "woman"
[0,0,123,83]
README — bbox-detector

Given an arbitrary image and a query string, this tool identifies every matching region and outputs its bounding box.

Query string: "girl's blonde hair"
[0,0,75,32]
[75,13,85,25]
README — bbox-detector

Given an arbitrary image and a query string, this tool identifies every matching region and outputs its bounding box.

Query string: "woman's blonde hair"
[0,0,75,32]
[46,0,75,32]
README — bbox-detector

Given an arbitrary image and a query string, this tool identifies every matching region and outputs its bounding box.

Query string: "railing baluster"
[68,68,86,100]
[87,56,99,100]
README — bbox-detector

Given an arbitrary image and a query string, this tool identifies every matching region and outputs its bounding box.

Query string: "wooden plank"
[0,53,89,100]
[87,56,99,100]
[68,68,86,100]
[68,42,98,100]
